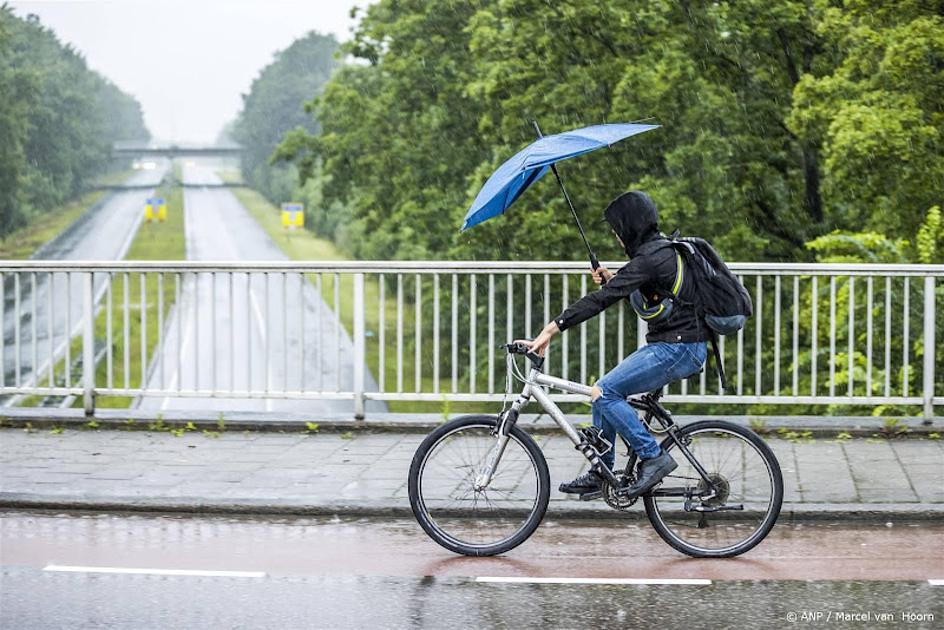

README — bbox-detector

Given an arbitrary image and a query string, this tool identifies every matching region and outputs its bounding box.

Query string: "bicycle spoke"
[415,422,543,550]
[648,425,781,556]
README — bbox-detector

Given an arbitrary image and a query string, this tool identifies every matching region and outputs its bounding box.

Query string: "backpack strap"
[670,251,684,296]
[710,332,727,392]
[637,239,685,300]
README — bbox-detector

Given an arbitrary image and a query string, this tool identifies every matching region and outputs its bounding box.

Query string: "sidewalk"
[1,427,941,520]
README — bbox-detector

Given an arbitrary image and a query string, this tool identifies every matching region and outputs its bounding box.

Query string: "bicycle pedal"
[578,490,603,501]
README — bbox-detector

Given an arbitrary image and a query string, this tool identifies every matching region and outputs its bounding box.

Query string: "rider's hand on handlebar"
[592,266,613,285]
[515,321,560,357]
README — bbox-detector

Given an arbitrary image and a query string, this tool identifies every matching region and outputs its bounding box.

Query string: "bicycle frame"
[475,357,718,499]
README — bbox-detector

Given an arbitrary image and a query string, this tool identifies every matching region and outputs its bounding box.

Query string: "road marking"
[930,579,944,586]
[44,565,265,578]
[475,577,711,586]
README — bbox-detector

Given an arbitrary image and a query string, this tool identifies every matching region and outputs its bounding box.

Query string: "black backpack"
[670,236,753,335]
[644,233,753,391]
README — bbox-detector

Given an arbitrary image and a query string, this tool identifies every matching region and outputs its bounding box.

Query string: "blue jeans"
[592,341,707,465]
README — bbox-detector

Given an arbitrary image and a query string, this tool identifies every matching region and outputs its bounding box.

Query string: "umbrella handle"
[590,255,609,287]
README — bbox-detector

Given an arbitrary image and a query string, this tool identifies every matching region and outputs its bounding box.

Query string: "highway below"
[139,162,383,414]
[1,163,169,397]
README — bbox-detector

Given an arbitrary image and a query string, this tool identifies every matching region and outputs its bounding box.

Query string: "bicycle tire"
[644,420,783,558]
[408,415,550,556]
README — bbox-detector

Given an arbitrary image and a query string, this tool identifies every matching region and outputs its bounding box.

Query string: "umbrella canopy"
[461,122,659,231]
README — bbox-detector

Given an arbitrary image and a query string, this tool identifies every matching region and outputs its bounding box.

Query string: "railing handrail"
[2,260,943,275]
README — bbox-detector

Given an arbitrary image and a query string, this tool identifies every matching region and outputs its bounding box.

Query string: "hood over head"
[603,191,660,257]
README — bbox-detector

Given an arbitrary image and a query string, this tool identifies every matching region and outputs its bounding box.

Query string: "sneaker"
[621,449,677,499]
[559,470,602,495]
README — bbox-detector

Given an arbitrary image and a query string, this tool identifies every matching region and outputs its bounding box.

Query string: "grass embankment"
[230,183,478,414]
[0,192,107,260]
[0,169,136,260]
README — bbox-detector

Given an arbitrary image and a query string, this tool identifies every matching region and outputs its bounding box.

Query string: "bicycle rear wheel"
[408,415,550,556]
[644,420,783,558]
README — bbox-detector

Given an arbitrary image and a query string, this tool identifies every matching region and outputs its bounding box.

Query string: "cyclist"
[518,191,709,499]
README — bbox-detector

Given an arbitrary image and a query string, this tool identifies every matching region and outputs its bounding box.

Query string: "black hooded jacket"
[552,191,710,344]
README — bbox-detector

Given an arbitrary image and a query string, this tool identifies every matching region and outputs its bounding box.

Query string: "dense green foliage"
[259,1,944,416]
[231,31,338,205]
[0,6,149,237]
[274,0,941,266]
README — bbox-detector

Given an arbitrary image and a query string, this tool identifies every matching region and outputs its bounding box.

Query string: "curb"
[0,409,940,438]
[1,495,941,522]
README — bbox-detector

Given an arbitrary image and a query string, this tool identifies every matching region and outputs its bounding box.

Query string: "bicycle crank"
[601,475,638,511]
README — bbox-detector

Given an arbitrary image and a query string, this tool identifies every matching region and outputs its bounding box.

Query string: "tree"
[276,1,492,258]
[232,31,338,203]
[0,6,149,236]
[789,2,943,241]
[277,0,942,265]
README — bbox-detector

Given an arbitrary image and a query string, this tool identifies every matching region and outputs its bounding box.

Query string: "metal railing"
[1,261,941,419]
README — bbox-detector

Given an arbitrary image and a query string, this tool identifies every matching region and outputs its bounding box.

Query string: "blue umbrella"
[461,121,659,269]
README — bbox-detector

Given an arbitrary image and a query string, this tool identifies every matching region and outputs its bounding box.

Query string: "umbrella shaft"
[532,121,599,271]
[549,163,599,270]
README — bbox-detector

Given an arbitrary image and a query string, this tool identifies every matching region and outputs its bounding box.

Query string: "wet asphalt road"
[1,512,941,629]
[1,164,169,394]
[138,163,383,413]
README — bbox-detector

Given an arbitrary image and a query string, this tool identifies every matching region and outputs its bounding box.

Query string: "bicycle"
[408,341,783,558]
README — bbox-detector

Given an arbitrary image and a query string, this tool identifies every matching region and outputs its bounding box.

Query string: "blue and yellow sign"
[145,197,167,223]
[281,202,304,230]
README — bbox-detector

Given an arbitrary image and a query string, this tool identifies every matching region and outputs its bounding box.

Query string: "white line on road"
[475,577,711,586]
[44,565,265,578]
[930,579,944,586]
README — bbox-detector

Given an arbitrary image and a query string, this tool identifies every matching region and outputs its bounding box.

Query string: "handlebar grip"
[503,341,531,354]
[503,341,545,366]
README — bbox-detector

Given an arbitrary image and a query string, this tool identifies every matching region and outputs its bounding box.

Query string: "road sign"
[144,197,167,223]
[281,203,304,230]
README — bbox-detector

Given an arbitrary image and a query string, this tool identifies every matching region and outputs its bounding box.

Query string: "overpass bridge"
[112,145,243,159]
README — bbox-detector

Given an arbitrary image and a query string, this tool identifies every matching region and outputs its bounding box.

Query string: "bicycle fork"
[474,383,532,490]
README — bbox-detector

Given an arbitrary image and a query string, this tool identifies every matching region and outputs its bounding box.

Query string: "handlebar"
[503,340,545,367]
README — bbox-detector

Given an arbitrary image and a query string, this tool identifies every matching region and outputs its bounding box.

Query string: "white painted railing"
[1,261,941,419]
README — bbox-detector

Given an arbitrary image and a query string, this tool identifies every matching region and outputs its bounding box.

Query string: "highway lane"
[1,512,941,629]
[139,162,384,414]
[1,163,169,397]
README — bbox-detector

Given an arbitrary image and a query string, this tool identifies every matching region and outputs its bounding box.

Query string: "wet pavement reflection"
[1,510,941,628]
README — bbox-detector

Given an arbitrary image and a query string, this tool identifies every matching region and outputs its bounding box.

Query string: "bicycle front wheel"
[408,415,550,556]
[644,420,783,558]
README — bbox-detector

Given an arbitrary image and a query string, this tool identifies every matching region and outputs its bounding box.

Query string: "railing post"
[923,275,936,424]
[82,272,95,416]
[353,272,365,420]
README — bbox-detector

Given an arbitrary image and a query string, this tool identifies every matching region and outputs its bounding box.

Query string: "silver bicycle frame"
[474,365,594,489]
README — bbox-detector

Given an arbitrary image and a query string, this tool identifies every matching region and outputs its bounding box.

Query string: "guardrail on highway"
[1,261,941,419]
